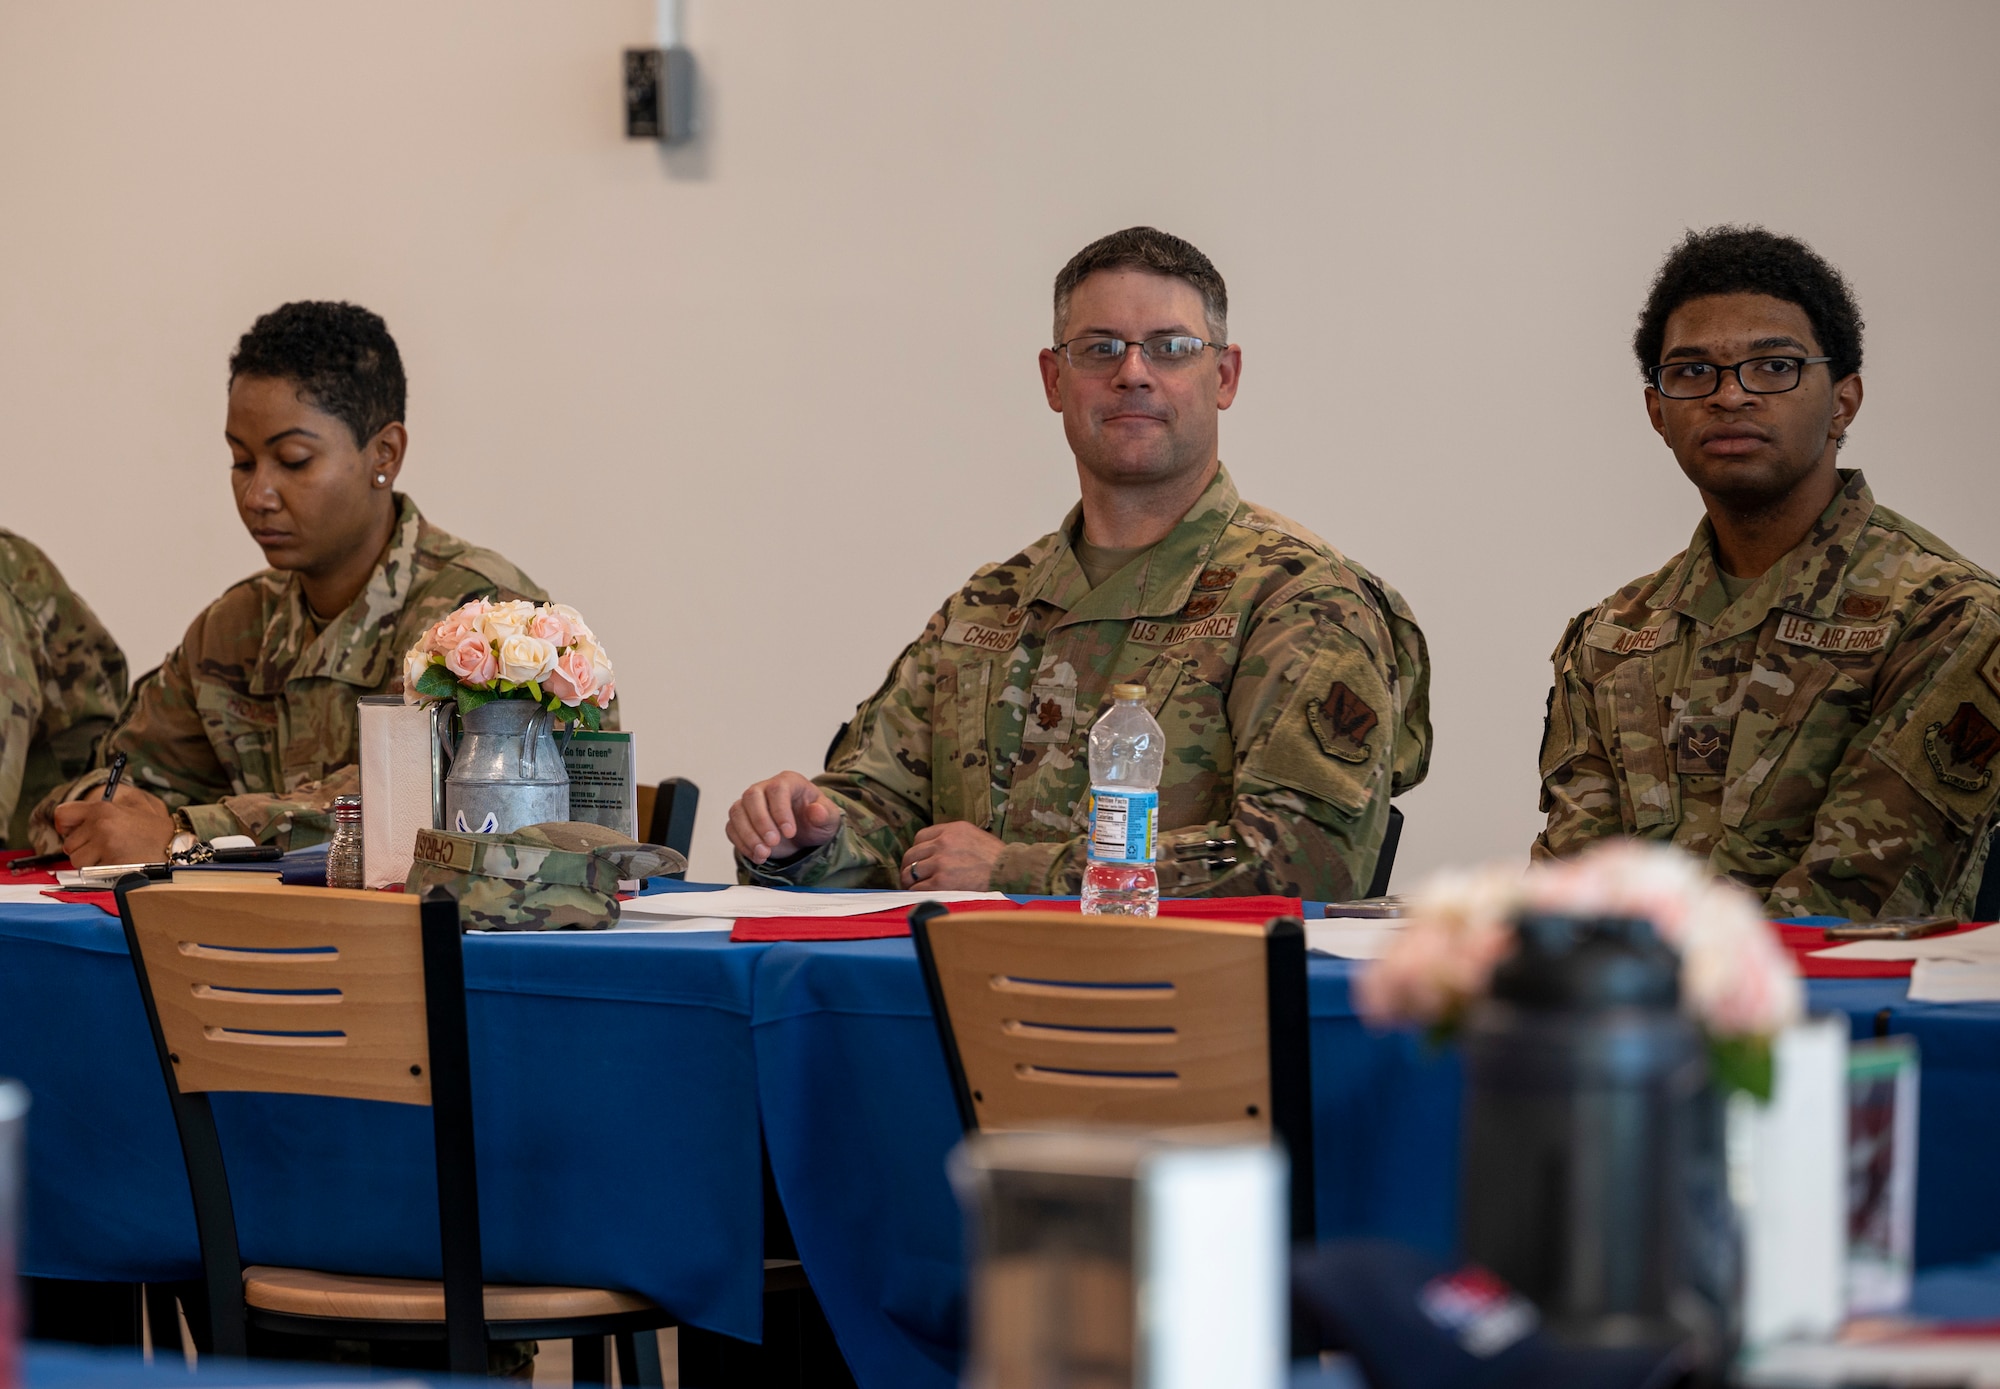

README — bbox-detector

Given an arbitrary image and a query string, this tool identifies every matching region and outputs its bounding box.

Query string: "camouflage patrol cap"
[406,820,687,932]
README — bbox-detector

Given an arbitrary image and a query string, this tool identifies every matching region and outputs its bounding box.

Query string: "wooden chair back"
[912,907,1315,1238]
[121,883,433,1106]
[116,878,487,1370]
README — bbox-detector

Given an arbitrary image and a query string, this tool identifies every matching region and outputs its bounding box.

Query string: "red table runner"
[0,847,67,886]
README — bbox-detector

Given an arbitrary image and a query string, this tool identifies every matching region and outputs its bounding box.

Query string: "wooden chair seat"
[243,1265,657,1323]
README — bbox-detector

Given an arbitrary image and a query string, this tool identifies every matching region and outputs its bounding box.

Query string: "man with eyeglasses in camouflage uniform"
[727,226,1431,900]
[1537,226,2000,920]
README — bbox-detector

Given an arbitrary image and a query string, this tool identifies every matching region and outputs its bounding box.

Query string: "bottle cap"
[332,794,363,823]
[1112,683,1147,701]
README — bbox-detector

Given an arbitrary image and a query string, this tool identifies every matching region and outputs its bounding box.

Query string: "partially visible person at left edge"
[1536,226,2000,920]
[33,301,547,867]
[0,533,127,847]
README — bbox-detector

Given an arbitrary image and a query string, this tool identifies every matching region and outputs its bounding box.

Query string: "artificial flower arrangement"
[1356,840,1803,1097]
[403,599,616,730]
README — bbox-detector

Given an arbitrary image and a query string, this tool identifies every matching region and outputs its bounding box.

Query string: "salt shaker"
[327,794,365,889]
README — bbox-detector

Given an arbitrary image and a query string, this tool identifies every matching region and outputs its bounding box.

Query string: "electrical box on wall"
[624,46,695,144]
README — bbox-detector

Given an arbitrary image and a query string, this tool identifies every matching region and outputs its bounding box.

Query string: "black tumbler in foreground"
[1459,914,1719,1367]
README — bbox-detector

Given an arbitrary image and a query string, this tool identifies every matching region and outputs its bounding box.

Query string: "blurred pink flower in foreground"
[1357,841,1802,1041]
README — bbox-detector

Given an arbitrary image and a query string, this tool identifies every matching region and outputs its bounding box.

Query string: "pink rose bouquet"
[403,599,617,730]
[1357,841,1802,1097]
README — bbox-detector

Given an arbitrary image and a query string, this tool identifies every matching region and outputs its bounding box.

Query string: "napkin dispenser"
[358,695,449,889]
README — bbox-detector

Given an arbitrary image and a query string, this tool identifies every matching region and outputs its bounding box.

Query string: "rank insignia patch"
[1194,566,1238,591]
[1021,682,1077,745]
[1839,593,1888,620]
[1982,640,2000,703]
[1308,680,1378,763]
[1675,720,1731,776]
[1925,701,2000,792]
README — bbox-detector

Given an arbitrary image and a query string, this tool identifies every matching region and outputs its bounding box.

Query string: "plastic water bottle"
[1081,683,1164,916]
[327,794,365,890]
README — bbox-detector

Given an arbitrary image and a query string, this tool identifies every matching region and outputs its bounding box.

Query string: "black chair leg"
[572,1332,609,1387]
[619,1329,668,1387]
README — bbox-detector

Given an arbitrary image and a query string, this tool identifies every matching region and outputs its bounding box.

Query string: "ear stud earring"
[375,473,388,485]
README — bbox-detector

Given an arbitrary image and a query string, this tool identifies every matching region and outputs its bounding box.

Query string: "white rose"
[550,602,595,642]
[576,634,615,688]
[402,644,434,703]
[478,600,537,645]
[496,633,558,686]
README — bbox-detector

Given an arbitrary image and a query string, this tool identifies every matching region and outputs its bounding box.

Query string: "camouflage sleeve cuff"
[181,802,248,843]
[737,841,834,886]
[991,839,1072,896]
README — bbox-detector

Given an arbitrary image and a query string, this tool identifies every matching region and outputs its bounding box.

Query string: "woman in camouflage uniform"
[37,301,543,867]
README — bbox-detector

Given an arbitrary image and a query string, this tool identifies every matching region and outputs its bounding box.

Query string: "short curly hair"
[1053,227,1228,345]
[228,301,406,447]
[1633,226,1863,383]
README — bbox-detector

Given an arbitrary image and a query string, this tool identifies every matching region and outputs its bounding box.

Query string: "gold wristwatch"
[168,811,199,860]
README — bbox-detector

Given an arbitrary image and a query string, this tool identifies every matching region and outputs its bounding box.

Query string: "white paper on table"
[615,885,1009,921]
[0,884,65,905]
[1304,919,1402,960]
[605,915,736,934]
[1908,959,2000,1002]
[1810,924,2000,963]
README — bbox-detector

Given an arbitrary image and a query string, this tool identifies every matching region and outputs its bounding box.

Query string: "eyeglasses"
[1055,335,1222,375]
[1648,355,1832,400]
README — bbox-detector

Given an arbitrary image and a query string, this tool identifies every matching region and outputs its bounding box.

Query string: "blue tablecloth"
[23,1340,484,1386]
[0,891,772,1342]
[751,944,2000,1389]
[11,882,2000,1389]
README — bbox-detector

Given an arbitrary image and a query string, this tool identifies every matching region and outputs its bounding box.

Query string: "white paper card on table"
[1304,919,1402,960]
[1733,1016,1848,1350]
[0,885,66,905]
[1907,959,2000,1002]
[562,731,638,839]
[605,915,735,934]
[359,695,446,889]
[1810,924,2000,963]
[615,885,1008,921]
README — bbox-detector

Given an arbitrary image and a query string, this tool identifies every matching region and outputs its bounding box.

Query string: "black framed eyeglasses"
[1648,355,1832,400]
[1055,335,1222,374]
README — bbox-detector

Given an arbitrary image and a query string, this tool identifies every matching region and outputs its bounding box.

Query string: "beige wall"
[4,2,1997,884]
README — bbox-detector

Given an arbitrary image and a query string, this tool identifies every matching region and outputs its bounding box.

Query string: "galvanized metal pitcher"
[442,699,570,834]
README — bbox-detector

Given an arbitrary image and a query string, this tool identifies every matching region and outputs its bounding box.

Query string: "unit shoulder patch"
[1307,680,1379,764]
[1925,701,2000,793]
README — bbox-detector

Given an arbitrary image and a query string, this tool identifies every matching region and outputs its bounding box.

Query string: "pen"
[101,752,128,802]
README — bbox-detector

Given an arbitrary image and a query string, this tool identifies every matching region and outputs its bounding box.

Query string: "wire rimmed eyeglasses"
[1648,355,1832,400]
[1054,335,1224,374]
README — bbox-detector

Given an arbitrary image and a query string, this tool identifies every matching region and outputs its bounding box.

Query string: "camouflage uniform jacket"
[1535,470,2000,920]
[31,495,544,852]
[0,532,128,847]
[744,465,1433,898]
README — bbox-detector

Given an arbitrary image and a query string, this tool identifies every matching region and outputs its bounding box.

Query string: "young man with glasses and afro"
[1536,225,2000,920]
[727,226,1432,900]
